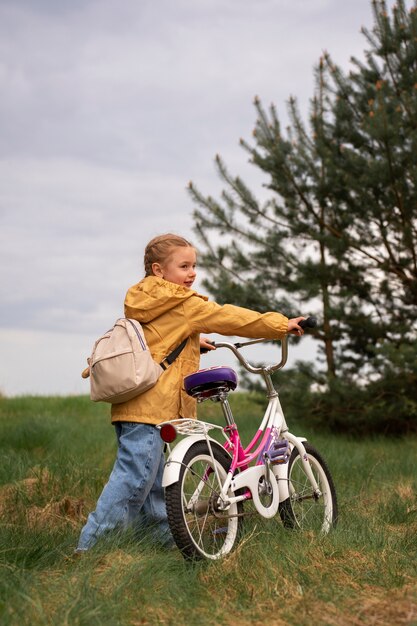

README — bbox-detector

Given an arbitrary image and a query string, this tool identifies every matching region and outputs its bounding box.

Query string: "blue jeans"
[77,422,172,551]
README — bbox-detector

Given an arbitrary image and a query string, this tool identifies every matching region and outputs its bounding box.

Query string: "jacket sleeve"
[184,296,289,339]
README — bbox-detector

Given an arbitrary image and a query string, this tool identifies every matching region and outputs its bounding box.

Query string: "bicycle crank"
[190,492,228,516]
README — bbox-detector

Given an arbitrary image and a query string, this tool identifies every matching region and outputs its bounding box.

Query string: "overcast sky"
[0,0,384,396]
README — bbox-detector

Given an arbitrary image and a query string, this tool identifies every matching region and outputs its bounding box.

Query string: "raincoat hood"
[124,276,208,323]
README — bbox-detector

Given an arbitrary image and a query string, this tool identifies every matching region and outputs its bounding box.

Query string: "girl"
[76,233,305,552]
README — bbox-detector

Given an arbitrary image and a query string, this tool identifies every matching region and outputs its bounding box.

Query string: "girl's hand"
[287,317,306,336]
[200,337,216,353]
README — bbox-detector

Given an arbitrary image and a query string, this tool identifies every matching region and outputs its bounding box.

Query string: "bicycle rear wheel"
[279,442,338,532]
[165,440,243,560]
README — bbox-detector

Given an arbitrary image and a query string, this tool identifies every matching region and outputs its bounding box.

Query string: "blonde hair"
[144,233,194,276]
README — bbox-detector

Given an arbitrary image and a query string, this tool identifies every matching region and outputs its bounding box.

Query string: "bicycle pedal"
[212,527,228,536]
[266,440,290,465]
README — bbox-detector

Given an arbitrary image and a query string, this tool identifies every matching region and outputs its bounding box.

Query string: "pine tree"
[322,0,417,373]
[189,0,417,386]
[189,68,372,380]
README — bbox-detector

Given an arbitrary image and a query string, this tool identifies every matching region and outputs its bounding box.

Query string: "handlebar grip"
[299,316,317,330]
[200,341,216,354]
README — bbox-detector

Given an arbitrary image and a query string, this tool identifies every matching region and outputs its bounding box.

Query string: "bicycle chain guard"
[230,465,279,519]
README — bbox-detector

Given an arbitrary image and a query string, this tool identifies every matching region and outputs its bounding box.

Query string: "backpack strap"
[160,338,188,371]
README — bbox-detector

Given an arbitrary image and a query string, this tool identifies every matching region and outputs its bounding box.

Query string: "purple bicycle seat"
[184,366,238,400]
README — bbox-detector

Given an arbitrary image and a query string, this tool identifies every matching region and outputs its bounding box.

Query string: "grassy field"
[0,394,416,626]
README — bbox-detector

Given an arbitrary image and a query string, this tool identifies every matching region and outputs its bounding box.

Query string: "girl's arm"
[186,297,294,340]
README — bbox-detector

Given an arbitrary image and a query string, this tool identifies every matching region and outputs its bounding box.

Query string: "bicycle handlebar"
[204,316,317,374]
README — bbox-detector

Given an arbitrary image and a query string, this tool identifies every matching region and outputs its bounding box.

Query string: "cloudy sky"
[0,0,382,396]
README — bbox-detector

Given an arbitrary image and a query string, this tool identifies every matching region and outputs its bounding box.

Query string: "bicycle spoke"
[165,442,242,560]
[279,443,338,533]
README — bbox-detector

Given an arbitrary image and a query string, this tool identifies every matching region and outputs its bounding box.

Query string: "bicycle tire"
[278,441,338,532]
[165,440,243,560]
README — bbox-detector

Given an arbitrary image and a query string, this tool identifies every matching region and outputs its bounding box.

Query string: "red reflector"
[160,423,177,443]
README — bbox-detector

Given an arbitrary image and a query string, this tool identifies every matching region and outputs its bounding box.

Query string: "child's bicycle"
[158,317,338,560]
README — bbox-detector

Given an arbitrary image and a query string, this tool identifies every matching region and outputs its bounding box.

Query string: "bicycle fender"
[272,435,308,502]
[273,463,290,502]
[162,435,220,488]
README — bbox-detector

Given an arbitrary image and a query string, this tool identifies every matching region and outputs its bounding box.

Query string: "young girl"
[76,233,305,552]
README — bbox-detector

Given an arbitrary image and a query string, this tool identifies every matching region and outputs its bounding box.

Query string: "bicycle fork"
[278,433,322,500]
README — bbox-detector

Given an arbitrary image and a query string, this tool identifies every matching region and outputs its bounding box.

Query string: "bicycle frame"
[161,336,322,519]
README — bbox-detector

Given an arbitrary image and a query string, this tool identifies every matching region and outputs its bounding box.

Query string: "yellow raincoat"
[111,276,289,425]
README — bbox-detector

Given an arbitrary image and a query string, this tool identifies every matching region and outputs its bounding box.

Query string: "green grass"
[1,394,416,625]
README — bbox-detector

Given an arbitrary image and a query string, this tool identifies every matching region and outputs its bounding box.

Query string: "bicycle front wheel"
[165,441,243,560]
[279,442,338,533]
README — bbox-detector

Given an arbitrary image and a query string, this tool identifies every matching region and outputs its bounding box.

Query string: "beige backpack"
[82,318,187,404]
